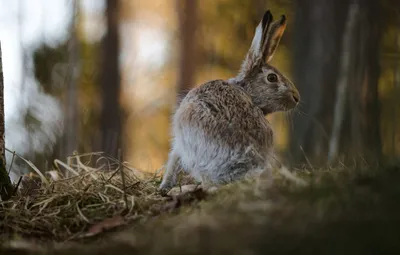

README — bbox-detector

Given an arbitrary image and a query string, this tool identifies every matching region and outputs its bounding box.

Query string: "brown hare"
[159,10,300,193]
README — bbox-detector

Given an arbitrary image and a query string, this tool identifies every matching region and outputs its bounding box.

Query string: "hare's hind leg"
[159,150,182,193]
[199,173,219,194]
[248,162,274,196]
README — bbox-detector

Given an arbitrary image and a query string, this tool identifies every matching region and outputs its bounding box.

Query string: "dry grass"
[0,152,198,243]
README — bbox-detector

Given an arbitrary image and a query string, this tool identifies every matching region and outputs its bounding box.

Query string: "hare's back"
[175,80,272,148]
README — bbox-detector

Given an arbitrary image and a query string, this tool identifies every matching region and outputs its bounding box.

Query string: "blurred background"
[1,0,399,181]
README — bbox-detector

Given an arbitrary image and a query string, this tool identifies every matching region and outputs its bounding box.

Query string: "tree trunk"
[98,0,122,159]
[394,34,400,157]
[176,0,198,103]
[290,0,383,164]
[288,0,348,165]
[347,0,383,161]
[64,0,79,160]
[348,19,364,155]
[328,3,360,163]
[362,0,382,160]
[0,43,13,201]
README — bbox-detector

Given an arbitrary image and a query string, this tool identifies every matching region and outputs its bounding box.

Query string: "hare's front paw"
[203,185,219,194]
[200,182,219,194]
[166,184,200,196]
[158,182,173,196]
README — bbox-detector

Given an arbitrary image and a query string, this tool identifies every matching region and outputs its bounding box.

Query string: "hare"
[159,10,300,193]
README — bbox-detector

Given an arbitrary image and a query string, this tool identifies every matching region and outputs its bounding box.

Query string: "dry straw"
[0,151,170,243]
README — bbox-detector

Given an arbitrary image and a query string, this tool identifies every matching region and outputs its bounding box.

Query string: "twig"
[14,176,23,194]
[118,149,128,210]
[54,159,79,176]
[300,146,314,171]
[106,169,120,182]
[8,150,16,175]
[76,202,90,223]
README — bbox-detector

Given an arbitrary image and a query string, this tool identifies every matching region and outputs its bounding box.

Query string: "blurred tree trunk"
[348,15,365,155]
[176,0,198,102]
[344,0,383,161]
[328,3,359,163]
[394,34,400,157]
[289,0,383,165]
[98,0,122,159]
[360,0,382,160]
[288,0,348,165]
[0,43,13,201]
[64,0,79,161]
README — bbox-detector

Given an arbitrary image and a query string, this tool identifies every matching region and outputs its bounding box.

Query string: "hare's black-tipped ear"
[263,15,286,63]
[250,10,273,61]
[238,10,273,78]
[260,11,273,52]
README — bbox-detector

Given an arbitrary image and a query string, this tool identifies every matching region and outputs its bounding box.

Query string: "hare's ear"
[262,15,286,63]
[239,10,273,76]
[250,10,273,64]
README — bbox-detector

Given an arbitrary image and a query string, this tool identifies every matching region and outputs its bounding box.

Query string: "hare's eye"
[267,73,278,82]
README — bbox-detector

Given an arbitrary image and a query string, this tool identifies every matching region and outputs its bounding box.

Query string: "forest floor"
[1,153,400,254]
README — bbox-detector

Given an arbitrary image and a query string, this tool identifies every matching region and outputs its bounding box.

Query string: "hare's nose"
[291,92,300,104]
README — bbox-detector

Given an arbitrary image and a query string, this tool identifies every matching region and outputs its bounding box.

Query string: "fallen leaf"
[83,215,126,237]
